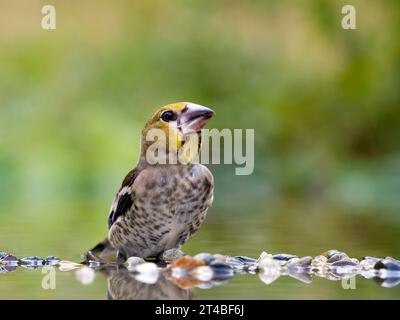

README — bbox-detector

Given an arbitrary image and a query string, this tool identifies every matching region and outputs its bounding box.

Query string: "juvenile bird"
[88,102,214,263]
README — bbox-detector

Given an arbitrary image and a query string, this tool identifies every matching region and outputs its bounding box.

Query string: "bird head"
[141,102,214,165]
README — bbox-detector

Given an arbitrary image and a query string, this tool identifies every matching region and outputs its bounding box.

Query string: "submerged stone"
[19,256,44,269]
[330,259,360,275]
[258,270,280,285]
[0,265,17,273]
[135,262,158,273]
[196,282,214,289]
[191,266,214,282]
[287,271,312,284]
[44,256,60,266]
[75,266,96,285]
[209,262,234,280]
[134,262,159,284]
[359,269,376,279]
[257,255,281,285]
[374,259,400,272]
[374,276,400,288]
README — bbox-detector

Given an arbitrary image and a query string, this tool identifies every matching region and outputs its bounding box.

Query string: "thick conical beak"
[179,103,214,134]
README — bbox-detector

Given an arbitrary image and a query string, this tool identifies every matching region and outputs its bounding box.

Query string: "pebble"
[0,252,8,261]
[287,271,312,284]
[257,251,271,261]
[359,269,376,279]
[193,253,216,265]
[385,257,400,264]
[75,266,96,285]
[311,255,328,268]
[213,254,228,263]
[169,256,205,269]
[19,256,44,269]
[330,259,360,275]
[135,262,158,273]
[209,262,234,280]
[191,266,214,282]
[257,255,281,285]
[374,259,400,272]
[258,271,280,285]
[226,256,256,269]
[44,256,60,266]
[273,254,298,265]
[360,258,379,271]
[134,262,159,284]
[324,249,341,259]
[125,256,146,270]
[169,275,203,289]
[233,256,256,266]
[58,260,83,271]
[327,253,349,263]
[0,265,16,273]
[257,255,280,272]
[287,256,313,271]
[161,249,186,262]
[2,249,399,289]
[196,282,214,289]
[374,276,400,288]
[362,256,382,262]
[170,267,187,279]
[85,260,101,268]
[0,253,18,265]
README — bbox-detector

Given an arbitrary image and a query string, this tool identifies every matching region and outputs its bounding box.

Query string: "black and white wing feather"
[108,168,140,229]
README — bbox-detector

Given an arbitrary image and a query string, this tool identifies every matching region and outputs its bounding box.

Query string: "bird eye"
[160,110,177,122]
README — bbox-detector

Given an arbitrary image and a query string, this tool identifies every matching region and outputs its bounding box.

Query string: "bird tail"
[83,237,118,263]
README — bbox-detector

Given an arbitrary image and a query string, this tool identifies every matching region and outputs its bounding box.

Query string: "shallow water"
[1,252,399,300]
[1,200,399,299]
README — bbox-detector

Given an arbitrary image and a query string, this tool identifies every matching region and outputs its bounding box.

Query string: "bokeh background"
[0,0,399,299]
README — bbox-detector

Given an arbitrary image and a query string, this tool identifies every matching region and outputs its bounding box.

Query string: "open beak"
[179,103,214,135]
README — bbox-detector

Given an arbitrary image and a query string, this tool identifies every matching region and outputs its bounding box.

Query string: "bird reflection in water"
[98,266,196,300]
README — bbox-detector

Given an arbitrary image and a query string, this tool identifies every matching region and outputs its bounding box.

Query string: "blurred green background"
[0,0,399,299]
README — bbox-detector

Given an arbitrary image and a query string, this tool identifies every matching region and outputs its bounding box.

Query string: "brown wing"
[108,168,140,229]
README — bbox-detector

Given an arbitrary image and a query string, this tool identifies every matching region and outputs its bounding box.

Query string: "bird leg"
[117,250,128,265]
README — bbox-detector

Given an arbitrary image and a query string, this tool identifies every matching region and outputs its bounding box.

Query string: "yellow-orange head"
[140,102,214,164]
